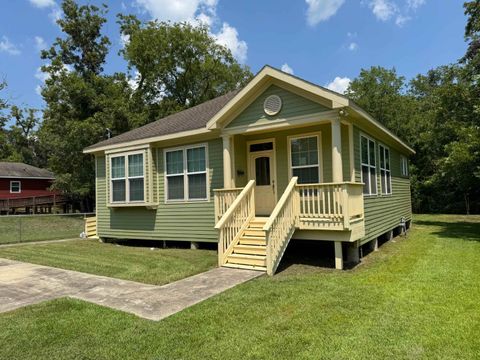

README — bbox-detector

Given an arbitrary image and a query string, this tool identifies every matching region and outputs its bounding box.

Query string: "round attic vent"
[263,95,282,116]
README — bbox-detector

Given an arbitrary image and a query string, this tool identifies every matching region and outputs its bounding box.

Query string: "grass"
[0,239,217,285]
[0,214,85,244]
[1,214,480,359]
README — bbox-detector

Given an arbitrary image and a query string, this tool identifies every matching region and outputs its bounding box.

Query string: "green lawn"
[0,239,217,285]
[0,214,85,244]
[1,214,480,359]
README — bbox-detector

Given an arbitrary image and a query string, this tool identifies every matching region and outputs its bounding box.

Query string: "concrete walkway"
[0,258,262,320]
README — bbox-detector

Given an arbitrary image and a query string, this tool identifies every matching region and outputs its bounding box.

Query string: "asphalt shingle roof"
[84,90,240,151]
[0,162,55,178]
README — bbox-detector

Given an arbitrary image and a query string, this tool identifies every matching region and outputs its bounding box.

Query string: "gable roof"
[84,90,240,152]
[0,162,55,179]
[84,65,414,155]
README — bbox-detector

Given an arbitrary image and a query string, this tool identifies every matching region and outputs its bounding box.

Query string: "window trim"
[287,132,323,184]
[109,150,146,204]
[164,143,209,203]
[378,143,392,196]
[360,133,378,196]
[400,155,409,177]
[10,180,21,193]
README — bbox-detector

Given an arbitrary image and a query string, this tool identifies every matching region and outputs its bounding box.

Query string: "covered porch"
[214,117,365,274]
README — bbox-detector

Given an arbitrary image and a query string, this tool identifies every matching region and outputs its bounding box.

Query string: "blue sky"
[0,0,468,120]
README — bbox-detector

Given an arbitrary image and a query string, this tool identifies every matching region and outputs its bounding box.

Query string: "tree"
[117,16,253,126]
[39,0,133,211]
[463,0,480,72]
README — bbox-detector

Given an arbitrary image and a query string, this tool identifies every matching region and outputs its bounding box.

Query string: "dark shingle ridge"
[85,90,240,151]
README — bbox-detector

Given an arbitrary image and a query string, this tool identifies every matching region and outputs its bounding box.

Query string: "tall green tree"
[117,16,253,126]
[39,0,133,211]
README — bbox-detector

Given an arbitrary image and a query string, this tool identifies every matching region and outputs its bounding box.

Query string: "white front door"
[249,148,276,216]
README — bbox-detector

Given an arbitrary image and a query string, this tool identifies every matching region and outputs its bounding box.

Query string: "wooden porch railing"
[213,187,243,223]
[264,177,299,275]
[296,182,364,230]
[0,194,65,212]
[214,180,255,266]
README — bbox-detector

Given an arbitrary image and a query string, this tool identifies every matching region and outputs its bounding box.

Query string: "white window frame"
[400,155,409,177]
[10,180,21,193]
[164,143,209,203]
[360,134,377,196]
[287,132,323,184]
[109,150,146,204]
[379,143,392,195]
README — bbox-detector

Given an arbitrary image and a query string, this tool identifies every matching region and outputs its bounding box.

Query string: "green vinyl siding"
[226,84,329,129]
[95,139,223,242]
[353,125,412,245]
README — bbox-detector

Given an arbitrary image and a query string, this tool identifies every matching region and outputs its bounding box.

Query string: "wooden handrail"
[215,180,255,229]
[213,187,244,192]
[263,177,298,232]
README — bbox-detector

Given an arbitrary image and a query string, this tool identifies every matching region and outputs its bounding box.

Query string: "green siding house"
[84,66,414,275]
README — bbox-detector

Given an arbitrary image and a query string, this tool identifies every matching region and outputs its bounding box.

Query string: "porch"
[213,118,365,274]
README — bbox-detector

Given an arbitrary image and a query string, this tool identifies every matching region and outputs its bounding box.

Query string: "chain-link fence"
[0,213,94,245]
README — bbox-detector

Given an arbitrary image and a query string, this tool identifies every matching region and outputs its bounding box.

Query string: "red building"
[0,162,63,214]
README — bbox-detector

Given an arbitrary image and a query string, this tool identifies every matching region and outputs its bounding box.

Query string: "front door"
[249,145,276,216]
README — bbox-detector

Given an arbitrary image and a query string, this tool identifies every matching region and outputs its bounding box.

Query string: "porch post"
[334,241,343,270]
[331,117,343,183]
[222,135,233,188]
[348,122,355,182]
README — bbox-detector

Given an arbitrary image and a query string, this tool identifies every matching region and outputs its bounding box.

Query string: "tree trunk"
[464,193,470,215]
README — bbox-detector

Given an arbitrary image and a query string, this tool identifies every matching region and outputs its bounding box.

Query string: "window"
[289,134,321,184]
[361,135,377,195]
[110,152,145,203]
[165,145,208,201]
[401,155,409,177]
[10,181,21,193]
[379,144,392,195]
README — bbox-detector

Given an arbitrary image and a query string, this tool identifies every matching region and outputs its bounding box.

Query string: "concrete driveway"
[0,258,262,320]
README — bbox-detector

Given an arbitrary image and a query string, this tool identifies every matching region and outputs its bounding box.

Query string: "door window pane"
[255,157,270,186]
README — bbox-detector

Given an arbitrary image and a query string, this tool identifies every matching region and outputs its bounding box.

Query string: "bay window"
[289,134,321,184]
[379,144,392,195]
[361,135,377,195]
[110,152,145,203]
[165,144,208,202]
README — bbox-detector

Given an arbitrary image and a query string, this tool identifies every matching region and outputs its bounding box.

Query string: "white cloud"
[326,76,351,94]
[0,36,21,55]
[281,63,294,75]
[120,33,130,48]
[49,6,62,24]
[135,0,247,62]
[348,42,358,51]
[35,85,43,96]
[395,14,410,26]
[34,36,47,51]
[407,0,426,10]
[214,23,247,63]
[305,0,345,26]
[35,67,50,82]
[29,0,55,8]
[369,0,397,21]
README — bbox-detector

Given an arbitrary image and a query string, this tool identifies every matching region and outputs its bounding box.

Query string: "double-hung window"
[400,155,408,177]
[110,152,145,203]
[289,134,321,184]
[361,135,377,195]
[379,144,392,195]
[165,145,208,201]
[10,181,21,193]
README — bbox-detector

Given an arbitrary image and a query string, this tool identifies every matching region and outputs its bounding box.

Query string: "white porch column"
[222,135,233,188]
[348,122,355,182]
[331,118,343,183]
[334,241,343,270]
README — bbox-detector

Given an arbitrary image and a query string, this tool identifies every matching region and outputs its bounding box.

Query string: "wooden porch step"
[238,236,266,246]
[227,253,266,267]
[243,229,266,237]
[233,244,266,256]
